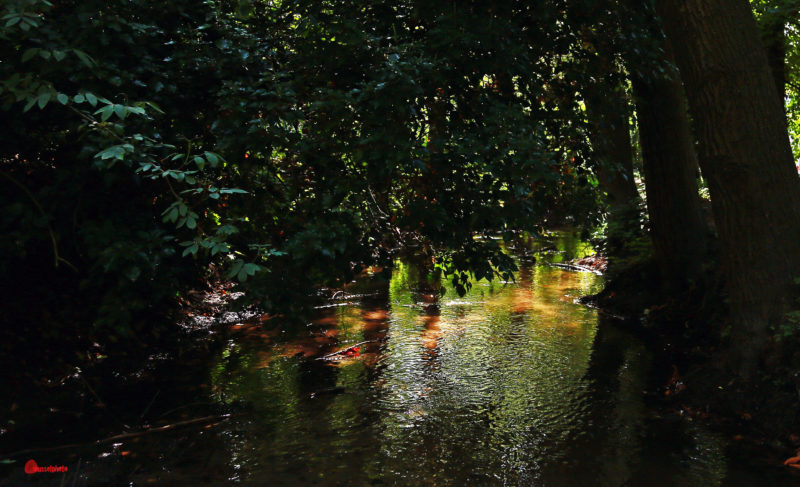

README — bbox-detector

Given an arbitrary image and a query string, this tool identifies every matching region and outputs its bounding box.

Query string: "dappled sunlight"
[419,312,443,351]
[193,232,741,486]
[212,235,606,479]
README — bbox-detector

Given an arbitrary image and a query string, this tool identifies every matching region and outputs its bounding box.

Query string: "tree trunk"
[585,75,643,271]
[631,40,709,289]
[657,0,800,375]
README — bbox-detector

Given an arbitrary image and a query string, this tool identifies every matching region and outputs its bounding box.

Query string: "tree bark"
[575,2,643,273]
[630,40,709,289]
[585,74,643,269]
[656,0,800,374]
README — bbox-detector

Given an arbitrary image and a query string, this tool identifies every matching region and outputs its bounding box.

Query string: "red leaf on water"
[784,455,800,467]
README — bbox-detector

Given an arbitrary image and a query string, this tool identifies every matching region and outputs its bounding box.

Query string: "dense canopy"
[3,0,800,471]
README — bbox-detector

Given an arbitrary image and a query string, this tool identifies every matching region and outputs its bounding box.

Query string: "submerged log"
[317,341,373,360]
[548,262,603,275]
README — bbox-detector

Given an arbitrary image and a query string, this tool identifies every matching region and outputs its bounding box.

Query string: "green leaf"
[164,206,179,222]
[52,50,66,61]
[23,97,36,112]
[85,92,98,106]
[243,263,260,276]
[211,243,229,256]
[95,105,114,121]
[182,244,199,257]
[113,104,127,119]
[186,216,197,229]
[98,149,113,160]
[73,49,94,68]
[22,48,38,62]
[227,260,244,279]
[204,151,220,167]
[145,101,164,114]
[39,50,51,60]
[193,156,205,170]
[74,94,85,103]
[37,92,51,109]
[56,93,69,105]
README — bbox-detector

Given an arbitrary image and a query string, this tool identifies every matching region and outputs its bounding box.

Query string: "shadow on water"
[3,231,799,486]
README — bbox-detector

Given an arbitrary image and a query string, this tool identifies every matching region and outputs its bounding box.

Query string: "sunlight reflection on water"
[202,233,769,486]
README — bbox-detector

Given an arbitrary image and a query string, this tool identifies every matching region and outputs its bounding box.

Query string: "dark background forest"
[2,0,800,484]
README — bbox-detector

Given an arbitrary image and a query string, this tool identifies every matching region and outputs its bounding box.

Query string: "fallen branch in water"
[329,291,383,301]
[317,341,373,360]
[1,414,237,459]
[308,387,347,399]
[547,262,603,275]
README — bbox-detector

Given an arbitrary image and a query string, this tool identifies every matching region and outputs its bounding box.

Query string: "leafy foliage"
[751,0,800,162]
[0,0,616,334]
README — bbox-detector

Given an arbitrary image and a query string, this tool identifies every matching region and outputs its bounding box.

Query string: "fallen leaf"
[783,455,800,466]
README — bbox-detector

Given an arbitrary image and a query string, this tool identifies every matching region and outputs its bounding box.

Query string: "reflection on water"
[199,233,789,486]
[7,232,796,486]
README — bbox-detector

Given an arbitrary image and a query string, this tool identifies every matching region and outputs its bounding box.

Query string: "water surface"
[192,233,795,486]
[4,232,797,486]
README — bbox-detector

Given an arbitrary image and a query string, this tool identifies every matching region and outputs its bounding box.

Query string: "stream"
[2,232,797,486]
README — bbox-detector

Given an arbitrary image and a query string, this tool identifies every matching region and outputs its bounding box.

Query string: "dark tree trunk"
[585,75,643,270]
[631,41,709,289]
[573,1,643,274]
[657,0,800,374]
